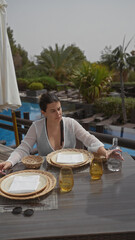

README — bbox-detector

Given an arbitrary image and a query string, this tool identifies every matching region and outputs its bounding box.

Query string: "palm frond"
[124,35,135,52]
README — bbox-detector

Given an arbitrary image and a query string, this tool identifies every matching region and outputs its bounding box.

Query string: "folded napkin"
[8,175,40,194]
[56,153,84,164]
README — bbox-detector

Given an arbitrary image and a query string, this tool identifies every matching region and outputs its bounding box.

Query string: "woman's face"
[42,101,62,123]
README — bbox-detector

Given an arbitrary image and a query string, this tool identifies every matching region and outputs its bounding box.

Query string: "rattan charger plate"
[46,148,94,168]
[0,170,56,200]
[0,171,48,197]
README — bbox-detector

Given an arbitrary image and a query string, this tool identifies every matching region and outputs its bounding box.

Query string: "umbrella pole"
[11,111,20,147]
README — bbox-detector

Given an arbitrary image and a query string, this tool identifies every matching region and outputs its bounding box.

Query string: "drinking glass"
[59,167,74,192]
[90,154,103,180]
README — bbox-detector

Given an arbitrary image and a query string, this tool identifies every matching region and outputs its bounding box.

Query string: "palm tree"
[101,37,135,123]
[36,44,86,82]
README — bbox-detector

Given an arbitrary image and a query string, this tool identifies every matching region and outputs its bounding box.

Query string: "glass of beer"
[90,153,103,180]
[59,167,74,192]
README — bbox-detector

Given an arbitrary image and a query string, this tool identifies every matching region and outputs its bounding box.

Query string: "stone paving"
[20,89,84,104]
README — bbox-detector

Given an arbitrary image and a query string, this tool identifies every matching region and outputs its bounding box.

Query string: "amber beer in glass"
[59,167,74,192]
[90,154,103,180]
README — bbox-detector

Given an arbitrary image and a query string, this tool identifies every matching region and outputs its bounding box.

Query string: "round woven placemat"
[50,155,90,168]
[0,170,56,200]
[0,170,48,197]
[46,148,94,168]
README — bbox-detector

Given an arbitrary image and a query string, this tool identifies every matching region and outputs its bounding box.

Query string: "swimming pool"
[0,102,135,156]
[102,125,135,156]
[90,125,135,141]
[0,102,40,146]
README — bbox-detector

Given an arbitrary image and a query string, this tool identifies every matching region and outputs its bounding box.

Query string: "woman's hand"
[0,161,12,175]
[106,149,124,161]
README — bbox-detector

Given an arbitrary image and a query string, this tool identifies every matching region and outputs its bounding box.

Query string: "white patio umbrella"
[0,0,21,146]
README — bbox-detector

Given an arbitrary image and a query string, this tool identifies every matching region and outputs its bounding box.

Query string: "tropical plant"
[36,44,86,82]
[71,61,112,103]
[101,36,135,123]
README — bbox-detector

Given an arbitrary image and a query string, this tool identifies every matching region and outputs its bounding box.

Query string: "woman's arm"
[72,118,104,151]
[72,118,124,160]
[5,122,37,168]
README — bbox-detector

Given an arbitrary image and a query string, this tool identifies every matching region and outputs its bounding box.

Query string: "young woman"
[0,92,123,173]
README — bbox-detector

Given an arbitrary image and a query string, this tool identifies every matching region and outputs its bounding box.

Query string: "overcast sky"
[6,0,135,62]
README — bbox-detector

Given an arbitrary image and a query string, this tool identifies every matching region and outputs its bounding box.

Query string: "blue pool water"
[0,102,135,156]
[90,125,135,141]
[0,102,41,146]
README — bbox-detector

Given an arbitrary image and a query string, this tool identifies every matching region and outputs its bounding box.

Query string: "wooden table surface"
[0,151,135,240]
[0,144,14,162]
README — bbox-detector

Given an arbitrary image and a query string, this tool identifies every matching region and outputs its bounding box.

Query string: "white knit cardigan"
[7,117,104,166]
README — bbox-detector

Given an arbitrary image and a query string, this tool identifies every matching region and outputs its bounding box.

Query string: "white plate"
[52,152,85,165]
[0,171,48,197]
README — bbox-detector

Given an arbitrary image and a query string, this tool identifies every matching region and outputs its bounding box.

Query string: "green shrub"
[128,71,135,82]
[94,97,135,121]
[34,76,60,90]
[111,81,135,86]
[17,76,61,91]
[17,78,29,91]
[28,82,44,90]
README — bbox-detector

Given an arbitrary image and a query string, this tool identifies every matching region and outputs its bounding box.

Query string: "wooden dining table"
[0,148,135,240]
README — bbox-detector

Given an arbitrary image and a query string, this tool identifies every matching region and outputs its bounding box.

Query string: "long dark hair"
[39,92,60,112]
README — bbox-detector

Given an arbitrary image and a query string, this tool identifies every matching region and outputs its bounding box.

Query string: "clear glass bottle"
[107,137,122,172]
